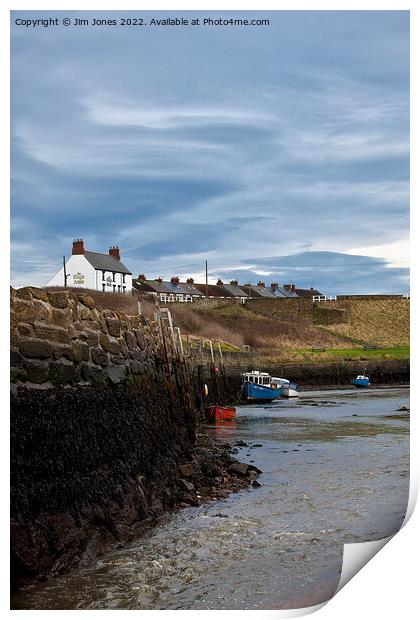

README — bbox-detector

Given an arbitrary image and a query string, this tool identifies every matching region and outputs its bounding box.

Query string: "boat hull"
[205,405,236,421]
[282,386,299,398]
[242,382,282,403]
[352,378,370,388]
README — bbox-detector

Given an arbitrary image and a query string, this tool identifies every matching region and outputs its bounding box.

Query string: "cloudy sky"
[11,10,409,293]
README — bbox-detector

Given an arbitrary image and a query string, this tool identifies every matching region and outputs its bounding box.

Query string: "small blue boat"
[352,374,370,388]
[242,371,282,402]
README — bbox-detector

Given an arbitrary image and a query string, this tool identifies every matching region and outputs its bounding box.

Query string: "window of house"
[118,285,121,292]
[122,274,126,284]
[102,284,105,292]
[102,270,106,281]
[112,272,116,282]
[113,285,116,293]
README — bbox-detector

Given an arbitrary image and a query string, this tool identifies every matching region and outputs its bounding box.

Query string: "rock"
[106,365,127,385]
[397,406,409,412]
[19,337,53,359]
[228,462,249,476]
[71,340,90,362]
[47,290,69,309]
[27,287,50,303]
[181,493,198,506]
[106,318,121,338]
[89,346,108,366]
[17,323,34,337]
[15,287,33,301]
[24,359,49,383]
[49,358,74,384]
[178,464,194,478]
[235,440,248,447]
[33,322,70,344]
[10,366,27,382]
[252,444,263,447]
[77,294,95,309]
[180,478,195,492]
[252,480,262,488]
[247,464,262,474]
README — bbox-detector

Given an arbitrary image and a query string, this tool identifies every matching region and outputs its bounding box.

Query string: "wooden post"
[63,256,68,288]
[205,259,208,298]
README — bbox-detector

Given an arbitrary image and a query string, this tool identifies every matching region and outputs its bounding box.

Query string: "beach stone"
[228,462,249,476]
[17,323,34,337]
[52,343,72,360]
[180,479,195,492]
[178,464,194,478]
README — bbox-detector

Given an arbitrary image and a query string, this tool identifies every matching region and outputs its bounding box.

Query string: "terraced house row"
[47,239,323,302]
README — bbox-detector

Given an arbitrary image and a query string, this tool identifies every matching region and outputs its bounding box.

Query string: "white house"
[47,239,133,293]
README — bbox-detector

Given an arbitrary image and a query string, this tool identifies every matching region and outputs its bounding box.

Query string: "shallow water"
[12,387,409,610]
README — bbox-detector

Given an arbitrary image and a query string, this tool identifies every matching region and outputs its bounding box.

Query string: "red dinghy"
[205,405,236,421]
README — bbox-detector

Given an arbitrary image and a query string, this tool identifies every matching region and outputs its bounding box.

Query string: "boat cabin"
[242,371,272,385]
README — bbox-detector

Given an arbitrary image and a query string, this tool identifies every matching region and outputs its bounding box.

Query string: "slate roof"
[84,251,132,274]
[194,284,234,297]
[240,285,276,298]
[180,282,205,297]
[271,286,299,298]
[133,279,169,294]
[222,283,250,298]
[294,288,323,297]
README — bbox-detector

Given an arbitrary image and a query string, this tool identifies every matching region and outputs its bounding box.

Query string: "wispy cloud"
[11,10,409,293]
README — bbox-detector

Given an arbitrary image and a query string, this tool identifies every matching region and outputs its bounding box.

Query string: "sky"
[10,10,410,294]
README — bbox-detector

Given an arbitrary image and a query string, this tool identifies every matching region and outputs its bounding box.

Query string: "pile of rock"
[176,434,262,507]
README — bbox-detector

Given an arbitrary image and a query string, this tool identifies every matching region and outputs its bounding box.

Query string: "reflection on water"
[12,387,409,610]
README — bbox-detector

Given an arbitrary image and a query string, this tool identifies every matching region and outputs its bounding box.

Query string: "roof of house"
[294,287,323,297]
[240,285,276,298]
[222,283,250,298]
[194,283,235,298]
[271,286,299,298]
[180,282,205,297]
[83,251,132,275]
[133,279,169,294]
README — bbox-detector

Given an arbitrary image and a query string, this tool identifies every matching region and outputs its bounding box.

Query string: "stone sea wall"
[10,287,163,389]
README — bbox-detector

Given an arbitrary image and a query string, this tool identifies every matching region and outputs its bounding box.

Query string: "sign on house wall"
[72,272,85,285]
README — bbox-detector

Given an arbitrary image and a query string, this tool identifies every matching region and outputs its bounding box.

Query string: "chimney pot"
[271,282,278,290]
[186,278,194,284]
[138,274,146,281]
[257,281,265,288]
[171,276,180,285]
[230,279,238,286]
[155,277,163,283]
[217,279,224,286]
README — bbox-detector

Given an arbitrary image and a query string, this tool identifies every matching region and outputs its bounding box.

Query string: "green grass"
[289,345,410,362]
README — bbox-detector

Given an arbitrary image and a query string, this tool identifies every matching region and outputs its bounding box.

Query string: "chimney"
[138,274,146,281]
[271,282,278,290]
[171,276,180,285]
[186,278,194,284]
[109,246,121,262]
[257,281,265,288]
[310,287,314,291]
[217,279,224,286]
[284,283,295,292]
[72,238,85,255]
[155,277,163,283]
[230,279,238,286]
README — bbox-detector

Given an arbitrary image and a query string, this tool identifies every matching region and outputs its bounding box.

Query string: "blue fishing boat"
[242,371,282,403]
[352,374,370,388]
